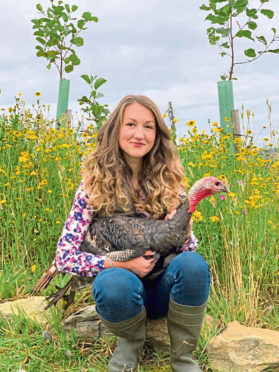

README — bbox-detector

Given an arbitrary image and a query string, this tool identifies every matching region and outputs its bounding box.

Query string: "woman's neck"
[123,155,142,191]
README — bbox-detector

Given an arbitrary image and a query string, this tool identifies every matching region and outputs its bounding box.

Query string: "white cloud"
[0,0,278,147]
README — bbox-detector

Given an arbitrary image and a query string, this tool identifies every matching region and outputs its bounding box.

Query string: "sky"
[0,0,279,146]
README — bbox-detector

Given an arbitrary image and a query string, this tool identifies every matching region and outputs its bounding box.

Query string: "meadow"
[0,94,278,371]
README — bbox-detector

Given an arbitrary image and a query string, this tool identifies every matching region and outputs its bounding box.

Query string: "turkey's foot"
[44,278,73,310]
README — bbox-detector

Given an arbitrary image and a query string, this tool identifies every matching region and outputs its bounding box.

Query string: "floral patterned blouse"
[55,181,198,277]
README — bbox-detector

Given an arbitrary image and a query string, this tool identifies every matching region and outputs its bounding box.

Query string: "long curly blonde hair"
[83,95,185,219]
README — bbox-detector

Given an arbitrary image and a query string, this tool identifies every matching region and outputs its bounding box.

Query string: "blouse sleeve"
[179,231,198,252]
[55,180,105,277]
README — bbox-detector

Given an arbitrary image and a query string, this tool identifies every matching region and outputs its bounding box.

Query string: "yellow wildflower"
[162,113,167,118]
[192,211,203,222]
[186,120,196,127]
[210,216,220,222]
[225,116,230,122]
[173,118,178,123]
[35,92,41,97]
[31,265,36,273]
[188,162,196,167]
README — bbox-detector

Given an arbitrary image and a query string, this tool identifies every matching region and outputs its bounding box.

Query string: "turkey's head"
[188,176,229,213]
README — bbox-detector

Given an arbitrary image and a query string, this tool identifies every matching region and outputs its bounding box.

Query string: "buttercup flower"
[186,120,196,127]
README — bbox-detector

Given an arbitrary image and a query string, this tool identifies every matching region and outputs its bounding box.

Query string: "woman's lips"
[131,142,145,147]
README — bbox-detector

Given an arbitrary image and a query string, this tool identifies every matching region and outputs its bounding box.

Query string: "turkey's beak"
[222,183,230,193]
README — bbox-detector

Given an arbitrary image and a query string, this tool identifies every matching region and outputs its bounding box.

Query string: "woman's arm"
[55,181,158,277]
[55,180,106,277]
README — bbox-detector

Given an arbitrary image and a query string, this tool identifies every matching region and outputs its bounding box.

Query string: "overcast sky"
[0,0,279,145]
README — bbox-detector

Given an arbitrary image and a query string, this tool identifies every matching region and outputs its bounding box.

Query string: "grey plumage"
[80,199,190,261]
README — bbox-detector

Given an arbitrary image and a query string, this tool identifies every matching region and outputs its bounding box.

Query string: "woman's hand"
[165,209,177,220]
[104,250,158,278]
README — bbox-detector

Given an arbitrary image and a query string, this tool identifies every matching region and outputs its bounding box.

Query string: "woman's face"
[119,102,156,163]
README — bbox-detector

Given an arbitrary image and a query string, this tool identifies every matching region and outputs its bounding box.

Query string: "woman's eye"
[126,122,135,127]
[145,125,154,129]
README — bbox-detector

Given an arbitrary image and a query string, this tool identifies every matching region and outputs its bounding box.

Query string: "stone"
[63,305,110,339]
[62,305,215,351]
[0,296,54,325]
[207,320,279,372]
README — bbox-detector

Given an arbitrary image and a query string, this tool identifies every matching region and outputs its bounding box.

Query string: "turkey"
[32,176,228,309]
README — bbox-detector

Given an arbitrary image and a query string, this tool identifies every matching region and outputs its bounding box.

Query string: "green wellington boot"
[100,307,146,372]
[167,298,207,372]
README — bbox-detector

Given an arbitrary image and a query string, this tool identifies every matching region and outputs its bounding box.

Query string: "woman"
[56,95,210,372]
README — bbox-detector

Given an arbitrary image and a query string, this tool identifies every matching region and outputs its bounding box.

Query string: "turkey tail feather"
[31,261,58,294]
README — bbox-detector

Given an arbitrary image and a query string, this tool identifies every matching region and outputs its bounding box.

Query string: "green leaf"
[247,21,257,30]
[217,4,232,17]
[61,12,69,22]
[246,8,258,19]
[271,27,276,34]
[68,54,80,65]
[31,19,40,25]
[36,3,43,12]
[233,0,248,8]
[216,27,230,37]
[46,62,51,70]
[235,30,254,40]
[82,11,98,22]
[205,14,227,25]
[36,50,45,57]
[47,50,59,58]
[71,37,84,46]
[256,35,267,45]
[81,75,92,84]
[77,20,85,29]
[82,11,92,21]
[260,9,274,19]
[53,6,64,15]
[65,4,70,13]
[94,78,107,90]
[260,0,269,3]
[244,48,256,58]
[34,30,45,36]
[36,37,46,45]
[200,4,211,11]
[268,49,279,54]
[71,5,78,12]
[221,42,230,48]
[65,64,74,73]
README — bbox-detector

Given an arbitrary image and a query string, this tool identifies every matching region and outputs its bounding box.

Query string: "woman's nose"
[134,125,144,138]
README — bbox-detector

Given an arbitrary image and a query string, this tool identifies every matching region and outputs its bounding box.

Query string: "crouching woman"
[56,95,210,371]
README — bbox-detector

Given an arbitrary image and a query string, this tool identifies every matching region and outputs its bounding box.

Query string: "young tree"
[200,0,279,80]
[31,0,98,79]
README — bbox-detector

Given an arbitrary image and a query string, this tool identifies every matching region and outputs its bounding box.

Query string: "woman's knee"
[92,268,144,322]
[168,251,211,306]
[172,251,210,280]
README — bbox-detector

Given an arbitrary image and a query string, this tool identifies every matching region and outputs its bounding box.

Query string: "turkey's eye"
[215,181,220,186]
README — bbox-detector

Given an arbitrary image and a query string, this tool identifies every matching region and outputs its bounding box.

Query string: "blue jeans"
[92,251,211,322]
